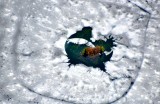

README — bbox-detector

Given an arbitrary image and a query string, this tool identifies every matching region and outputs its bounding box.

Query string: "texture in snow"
[0,0,160,104]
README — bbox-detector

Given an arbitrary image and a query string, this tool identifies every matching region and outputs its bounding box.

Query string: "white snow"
[0,0,160,104]
[67,38,88,44]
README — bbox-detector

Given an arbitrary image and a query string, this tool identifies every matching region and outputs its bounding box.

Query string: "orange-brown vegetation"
[83,46,103,57]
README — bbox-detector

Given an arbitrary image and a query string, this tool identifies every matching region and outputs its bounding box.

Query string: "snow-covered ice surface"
[0,0,160,104]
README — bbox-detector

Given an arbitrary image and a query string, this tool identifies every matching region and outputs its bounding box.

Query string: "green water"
[65,27,116,72]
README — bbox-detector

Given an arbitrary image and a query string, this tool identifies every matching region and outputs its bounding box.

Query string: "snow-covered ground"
[0,0,160,104]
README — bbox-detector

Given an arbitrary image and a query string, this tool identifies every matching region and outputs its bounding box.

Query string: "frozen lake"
[0,0,160,104]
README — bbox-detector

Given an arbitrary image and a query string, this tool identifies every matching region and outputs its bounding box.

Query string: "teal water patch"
[65,27,116,73]
[68,27,92,41]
